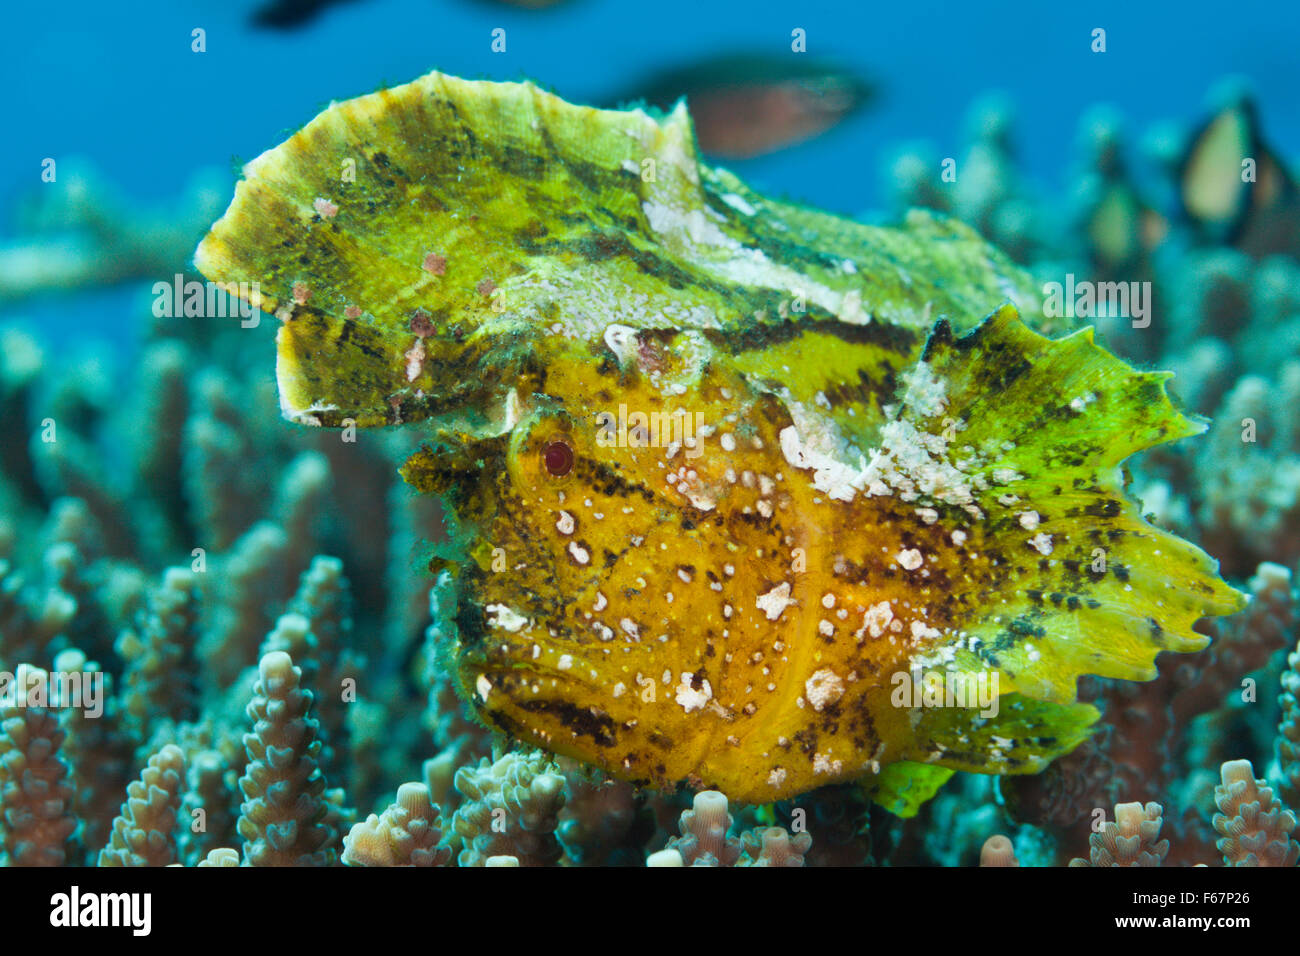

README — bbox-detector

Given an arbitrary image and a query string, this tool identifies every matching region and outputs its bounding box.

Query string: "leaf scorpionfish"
[195,70,1244,811]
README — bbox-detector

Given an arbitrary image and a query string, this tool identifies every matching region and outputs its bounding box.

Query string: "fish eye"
[542,438,574,477]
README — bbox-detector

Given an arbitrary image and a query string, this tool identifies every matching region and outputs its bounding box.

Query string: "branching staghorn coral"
[282,556,364,786]
[417,571,495,817]
[181,748,238,866]
[197,847,241,866]
[98,743,185,867]
[1,263,451,847]
[1280,639,1300,807]
[421,571,489,763]
[1174,563,1295,724]
[116,567,201,740]
[321,786,355,854]
[342,781,451,866]
[131,340,191,548]
[1069,801,1170,867]
[201,523,293,691]
[183,372,276,556]
[739,826,812,866]
[0,558,76,670]
[0,161,227,302]
[41,506,119,650]
[1,357,434,865]
[0,666,78,866]
[663,790,742,866]
[979,835,1019,867]
[237,651,336,866]
[54,648,134,858]
[450,749,566,867]
[656,790,810,867]
[1193,374,1300,574]
[0,328,46,515]
[1212,759,1299,866]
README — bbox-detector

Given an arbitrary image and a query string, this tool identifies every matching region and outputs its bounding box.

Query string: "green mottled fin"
[867,762,955,818]
[887,305,1244,779]
[909,694,1099,776]
[868,697,1096,814]
[194,70,1042,441]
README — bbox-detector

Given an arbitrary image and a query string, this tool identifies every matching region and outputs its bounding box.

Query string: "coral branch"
[342,782,451,866]
[450,750,566,867]
[979,835,1019,867]
[0,666,78,865]
[1069,801,1169,866]
[1212,759,1299,866]
[237,651,335,866]
[98,743,185,866]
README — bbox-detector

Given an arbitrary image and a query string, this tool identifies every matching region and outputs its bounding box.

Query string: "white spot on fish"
[805,668,845,711]
[485,604,528,632]
[675,673,713,713]
[897,549,923,570]
[755,582,795,621]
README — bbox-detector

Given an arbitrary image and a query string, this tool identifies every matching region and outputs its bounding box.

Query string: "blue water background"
[2,0,1297,357]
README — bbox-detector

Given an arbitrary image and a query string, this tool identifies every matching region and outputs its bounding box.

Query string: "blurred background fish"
[1070,107,1168,274]
[251,0,570,31]
[250,0,365,29]
[609,53,874,159]
[1178,81,1299,254]
[471,0,571,7]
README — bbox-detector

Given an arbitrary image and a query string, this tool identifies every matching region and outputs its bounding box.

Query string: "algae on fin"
[195,69,1043,443]
[868,762,955,819]
[903,306,1244,704]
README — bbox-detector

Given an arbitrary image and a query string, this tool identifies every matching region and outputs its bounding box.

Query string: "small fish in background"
[1081,181,1168,271]
[1071,107,1168,274]
[610,53,872,159]
[1177,81,1299,256]
[469,0,570,7]
[249,0,365,29]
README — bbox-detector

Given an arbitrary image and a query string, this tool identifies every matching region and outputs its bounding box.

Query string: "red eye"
[543,440,574,477]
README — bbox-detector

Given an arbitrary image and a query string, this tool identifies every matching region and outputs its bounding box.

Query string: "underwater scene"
[1,0,1299,906]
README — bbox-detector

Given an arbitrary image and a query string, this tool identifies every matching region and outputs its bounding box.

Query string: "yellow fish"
[195,71,1243,810]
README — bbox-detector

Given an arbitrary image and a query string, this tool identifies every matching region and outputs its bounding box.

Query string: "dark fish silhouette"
[1082,180,1167,272]
[1178,89,1298,253]
[250,0,364,29]
[611,53,872,159]
[1073,113,1167,271]
[469,0,570,7]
